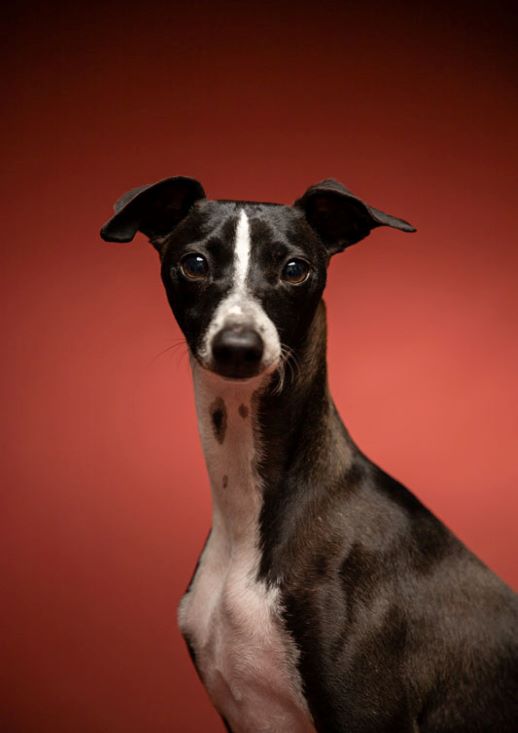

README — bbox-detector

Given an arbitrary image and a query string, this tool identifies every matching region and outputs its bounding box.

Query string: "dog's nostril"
[212,328,264,378]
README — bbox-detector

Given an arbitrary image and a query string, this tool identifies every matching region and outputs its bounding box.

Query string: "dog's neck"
[191,301,355,557]
[192,359,263,548]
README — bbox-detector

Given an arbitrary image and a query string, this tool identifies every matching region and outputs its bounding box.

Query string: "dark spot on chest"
[222,474,229,488]
[238,403,249,419]
[210,397,227,443]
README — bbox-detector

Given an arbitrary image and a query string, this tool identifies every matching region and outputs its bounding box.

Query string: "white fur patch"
[178,364,315,733]
[199,209,281,372]
[234,209,250,289]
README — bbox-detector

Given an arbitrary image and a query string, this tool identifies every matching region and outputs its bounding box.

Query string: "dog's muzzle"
[210,326,264,379]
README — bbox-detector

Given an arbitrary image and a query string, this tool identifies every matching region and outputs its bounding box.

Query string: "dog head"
[101,176,415,381]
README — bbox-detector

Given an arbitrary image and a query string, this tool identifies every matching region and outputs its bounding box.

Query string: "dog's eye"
[281,259,310,285]
[179,253,209,281]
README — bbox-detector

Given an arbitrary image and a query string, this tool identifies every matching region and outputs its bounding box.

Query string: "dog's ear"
[294,178,415,254]
[100,176,206,250]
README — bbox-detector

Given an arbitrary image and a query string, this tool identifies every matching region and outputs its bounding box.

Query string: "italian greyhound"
[101,177,518,732]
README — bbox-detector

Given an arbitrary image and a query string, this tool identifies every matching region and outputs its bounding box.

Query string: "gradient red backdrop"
[1,1,517,731]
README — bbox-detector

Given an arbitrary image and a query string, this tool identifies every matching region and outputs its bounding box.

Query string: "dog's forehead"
[194,199,311,249]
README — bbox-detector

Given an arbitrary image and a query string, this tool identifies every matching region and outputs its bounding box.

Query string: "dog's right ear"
[100,176,206,250]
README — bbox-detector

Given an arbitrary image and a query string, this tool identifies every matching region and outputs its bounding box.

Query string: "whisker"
[282,343,300,382]
[273,343,301,395]
[274,358,286,395]
[146,338,190,371]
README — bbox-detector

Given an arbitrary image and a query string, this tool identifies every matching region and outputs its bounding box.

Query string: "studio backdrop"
[1,1,517,732]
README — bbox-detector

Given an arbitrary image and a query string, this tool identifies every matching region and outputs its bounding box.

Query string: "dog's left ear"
[100,176,206,250]
[294,178,416,254]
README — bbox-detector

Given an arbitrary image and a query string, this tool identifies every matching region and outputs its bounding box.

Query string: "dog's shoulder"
[278,456,518,732]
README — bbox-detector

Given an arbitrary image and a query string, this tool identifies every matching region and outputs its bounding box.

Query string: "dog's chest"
[178,373,314,732]
[178,532,314,732]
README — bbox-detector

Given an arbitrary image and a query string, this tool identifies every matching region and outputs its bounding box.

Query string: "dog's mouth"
[197,355,278,382]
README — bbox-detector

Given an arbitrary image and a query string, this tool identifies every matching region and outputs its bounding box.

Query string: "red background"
[1,2,517,731]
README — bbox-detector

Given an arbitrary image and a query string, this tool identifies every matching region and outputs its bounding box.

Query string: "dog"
[101,177,518,732]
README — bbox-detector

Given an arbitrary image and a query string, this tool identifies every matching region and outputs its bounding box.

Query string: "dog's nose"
[211,327,264,379]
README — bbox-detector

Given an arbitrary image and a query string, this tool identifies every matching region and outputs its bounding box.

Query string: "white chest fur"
[178,366,315,733]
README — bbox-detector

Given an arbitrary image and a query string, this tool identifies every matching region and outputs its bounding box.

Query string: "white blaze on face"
[234,209,251,290]
[200,208,281,372]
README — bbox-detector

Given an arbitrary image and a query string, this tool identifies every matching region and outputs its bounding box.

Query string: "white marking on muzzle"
[200,209,281,373]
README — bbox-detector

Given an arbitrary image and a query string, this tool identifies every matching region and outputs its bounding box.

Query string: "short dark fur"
[210,397,227,444]
[101,176,518,732]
